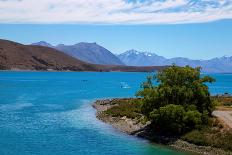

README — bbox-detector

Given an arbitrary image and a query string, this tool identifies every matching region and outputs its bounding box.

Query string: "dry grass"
[182,118,232,151]
[213,96,232,107]
[103,99,143,119]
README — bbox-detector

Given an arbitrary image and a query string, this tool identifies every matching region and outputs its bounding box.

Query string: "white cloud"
[0,0,232,24]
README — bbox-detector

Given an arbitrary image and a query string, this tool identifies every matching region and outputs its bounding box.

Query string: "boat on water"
[120,82,130,89]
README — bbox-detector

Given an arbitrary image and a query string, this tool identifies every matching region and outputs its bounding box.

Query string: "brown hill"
[0,39,164,72]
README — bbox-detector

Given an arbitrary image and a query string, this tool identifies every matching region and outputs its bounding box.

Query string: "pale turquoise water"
[0,72,231,155]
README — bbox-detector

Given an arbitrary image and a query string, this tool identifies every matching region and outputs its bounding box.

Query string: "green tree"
[137,65,215,133]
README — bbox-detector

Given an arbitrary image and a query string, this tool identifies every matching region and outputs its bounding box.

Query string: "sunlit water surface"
[0,72,231,155]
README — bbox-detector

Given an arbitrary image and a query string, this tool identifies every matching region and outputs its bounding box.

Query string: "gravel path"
[213,110,232,128]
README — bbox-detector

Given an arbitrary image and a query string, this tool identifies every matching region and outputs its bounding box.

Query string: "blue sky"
[0,0,232,59]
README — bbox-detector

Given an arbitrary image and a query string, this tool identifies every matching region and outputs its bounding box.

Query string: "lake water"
[0,72,232,155]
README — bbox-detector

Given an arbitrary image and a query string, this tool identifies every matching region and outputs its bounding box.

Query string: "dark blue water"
[0,72,231,155]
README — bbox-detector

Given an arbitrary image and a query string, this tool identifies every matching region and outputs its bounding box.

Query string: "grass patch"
[103,99,142,119]
[182,119,232,151]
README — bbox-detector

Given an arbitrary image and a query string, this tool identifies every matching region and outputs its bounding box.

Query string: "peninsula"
[93,66,232,155]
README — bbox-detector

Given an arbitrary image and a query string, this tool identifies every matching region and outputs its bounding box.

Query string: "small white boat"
[120,82,130,89]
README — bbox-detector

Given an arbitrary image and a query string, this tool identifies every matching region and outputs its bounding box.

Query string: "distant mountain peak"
[126,49,140,55]
[54,42,124,65]
[122,49,158,57]
[56,44,66,47]
[37,41,48,44]
[76,42,98,46]
[31,41,53,47]
[222,55,231,58]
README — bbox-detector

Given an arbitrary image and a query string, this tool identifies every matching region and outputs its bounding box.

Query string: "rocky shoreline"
[93,99,232,155]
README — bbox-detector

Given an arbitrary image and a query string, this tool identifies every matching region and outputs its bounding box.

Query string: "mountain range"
[118,50,232,73]
[0,39,163,72]
[32,41,232,73]
[32,41,124,65]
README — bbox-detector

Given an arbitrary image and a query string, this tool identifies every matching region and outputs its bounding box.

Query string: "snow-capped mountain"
[31,41,53,48]
[117,50,167,66]
[118,50,232,73]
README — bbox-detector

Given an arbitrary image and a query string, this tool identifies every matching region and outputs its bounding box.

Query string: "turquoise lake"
[0,72,232,155]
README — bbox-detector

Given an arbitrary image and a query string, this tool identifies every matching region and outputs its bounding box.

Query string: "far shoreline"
[1,69,232,74]
[0,69,158,73]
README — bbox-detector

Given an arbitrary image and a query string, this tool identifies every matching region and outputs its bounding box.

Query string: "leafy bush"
[150,104,185,133]
[149,104,203,133]
[183,109,202,130]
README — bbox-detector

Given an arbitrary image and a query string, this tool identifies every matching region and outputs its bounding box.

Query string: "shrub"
[183,110,202,130]
[149,104,203,133]
[150,104,185,133]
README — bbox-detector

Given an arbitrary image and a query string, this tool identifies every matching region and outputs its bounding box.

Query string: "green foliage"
[183,110,202,130]
[149,104,202,133]
[150,104,185,133]
[137,65,216,133]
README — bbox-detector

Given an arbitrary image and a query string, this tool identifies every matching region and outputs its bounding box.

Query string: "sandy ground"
[213,110,232,128]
